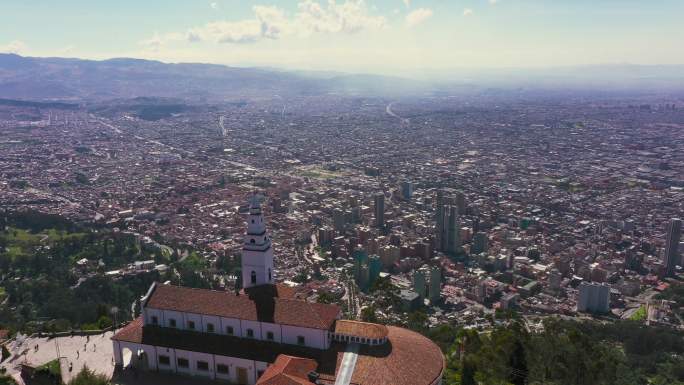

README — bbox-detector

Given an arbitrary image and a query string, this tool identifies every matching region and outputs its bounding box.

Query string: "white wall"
[261,322,282,343]
[113,341,122,365]
[144,307,163,326]
[201,314,220,333]
[174,349,193,376]
[115,341,158,371]
[162,310,184,329]
[281,325,327,349]
[155,346,177,372]
[184,313,202,331]
[241,319,262,340]
[214,354,262,384]
[185,350,215,378]
[114,340,267,385]
[220,316,242,337]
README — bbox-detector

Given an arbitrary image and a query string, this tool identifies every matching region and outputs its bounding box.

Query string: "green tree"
[317,291,337,305]
[360,306,379,323]
[407,311,428,333]
[69,366,111,385]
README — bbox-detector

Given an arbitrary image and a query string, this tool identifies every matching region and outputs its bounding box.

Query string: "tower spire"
[242,195,275,288]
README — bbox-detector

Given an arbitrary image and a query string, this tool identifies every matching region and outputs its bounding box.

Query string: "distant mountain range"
[1,53,684,102]
[0,54,434,102]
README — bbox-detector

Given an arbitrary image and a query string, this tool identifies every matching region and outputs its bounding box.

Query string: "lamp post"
[110,306,119,332]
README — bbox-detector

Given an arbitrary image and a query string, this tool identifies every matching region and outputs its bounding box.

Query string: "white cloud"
[210,2,218,10]
[405,8,433,27]
[139,32,185,50]
[185,5,288,43]
[463,8,474,16]
[154,1,385,45]
[403,0,410,8]
[60,45,75,55]
[0,40,27,54]
[295,0,386,35]
[140,33,163,49]
[489,0,499,4]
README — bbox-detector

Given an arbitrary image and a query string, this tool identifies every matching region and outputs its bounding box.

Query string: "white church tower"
[241,196,275,289]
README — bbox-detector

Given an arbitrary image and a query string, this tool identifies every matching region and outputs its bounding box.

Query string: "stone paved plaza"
[1,331,244,385]
[1,331,115,384]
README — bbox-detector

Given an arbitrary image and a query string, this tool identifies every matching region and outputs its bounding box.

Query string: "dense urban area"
[1,91,683,385]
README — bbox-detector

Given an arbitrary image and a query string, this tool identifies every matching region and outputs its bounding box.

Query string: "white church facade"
[112,197,444,385]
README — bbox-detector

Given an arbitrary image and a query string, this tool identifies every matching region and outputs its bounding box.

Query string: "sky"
[1,0,683,76]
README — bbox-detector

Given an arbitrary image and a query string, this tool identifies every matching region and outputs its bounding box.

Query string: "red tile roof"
[334,320,388,340]
[144,283,340,330]
[256,355,318,385]
[318,326,445,385]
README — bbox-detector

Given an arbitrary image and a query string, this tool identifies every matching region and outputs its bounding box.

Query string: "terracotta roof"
[256,355,318,385]
[144,283,340,330]
[114,319,444,385]
[334,320,388,339]
[243,283,300,300]
[317,326,445,385]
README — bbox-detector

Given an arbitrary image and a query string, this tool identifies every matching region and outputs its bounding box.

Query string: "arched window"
[268,268,272,281]
[251,219,254,223]
[250,238,255,244]
[251,271,256,284]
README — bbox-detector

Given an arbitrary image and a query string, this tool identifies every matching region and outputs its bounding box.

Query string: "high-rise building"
[577,282,610,313]
[350,206,361,223]
[412,269,427,300]
[357,265,371,292]
[333,208,346,232]
[447,205,461,254]
[401,180,413,200]
[373,193,385,229]
[353,250,369,281]
[455,190,466,215]
[369,255,382,283]
[472,232,489,255]
[429,267,441,303]
[354,251,381,292]
[664,218,682,276]
[434,190,448,251]
[436,208,448,252]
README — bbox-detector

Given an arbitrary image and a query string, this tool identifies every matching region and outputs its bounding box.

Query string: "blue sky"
[1,0,683,75]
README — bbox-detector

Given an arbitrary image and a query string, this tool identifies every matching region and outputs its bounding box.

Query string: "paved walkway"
[334,343,359,385]
[1,332,116,385]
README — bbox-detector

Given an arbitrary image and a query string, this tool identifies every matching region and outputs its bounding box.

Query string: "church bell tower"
[241,196,275,289]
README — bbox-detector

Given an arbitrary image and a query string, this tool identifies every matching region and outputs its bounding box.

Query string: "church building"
[112,197,444,385]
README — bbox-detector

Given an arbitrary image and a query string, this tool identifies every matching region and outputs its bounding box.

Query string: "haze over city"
[1,2,684,385]
[2,0,684,76]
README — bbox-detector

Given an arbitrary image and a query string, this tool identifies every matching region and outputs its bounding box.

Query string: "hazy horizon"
[2,0,684,77]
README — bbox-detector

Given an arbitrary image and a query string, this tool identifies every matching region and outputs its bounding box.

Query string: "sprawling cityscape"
[1,1,684,384]
[1,84,683,384]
